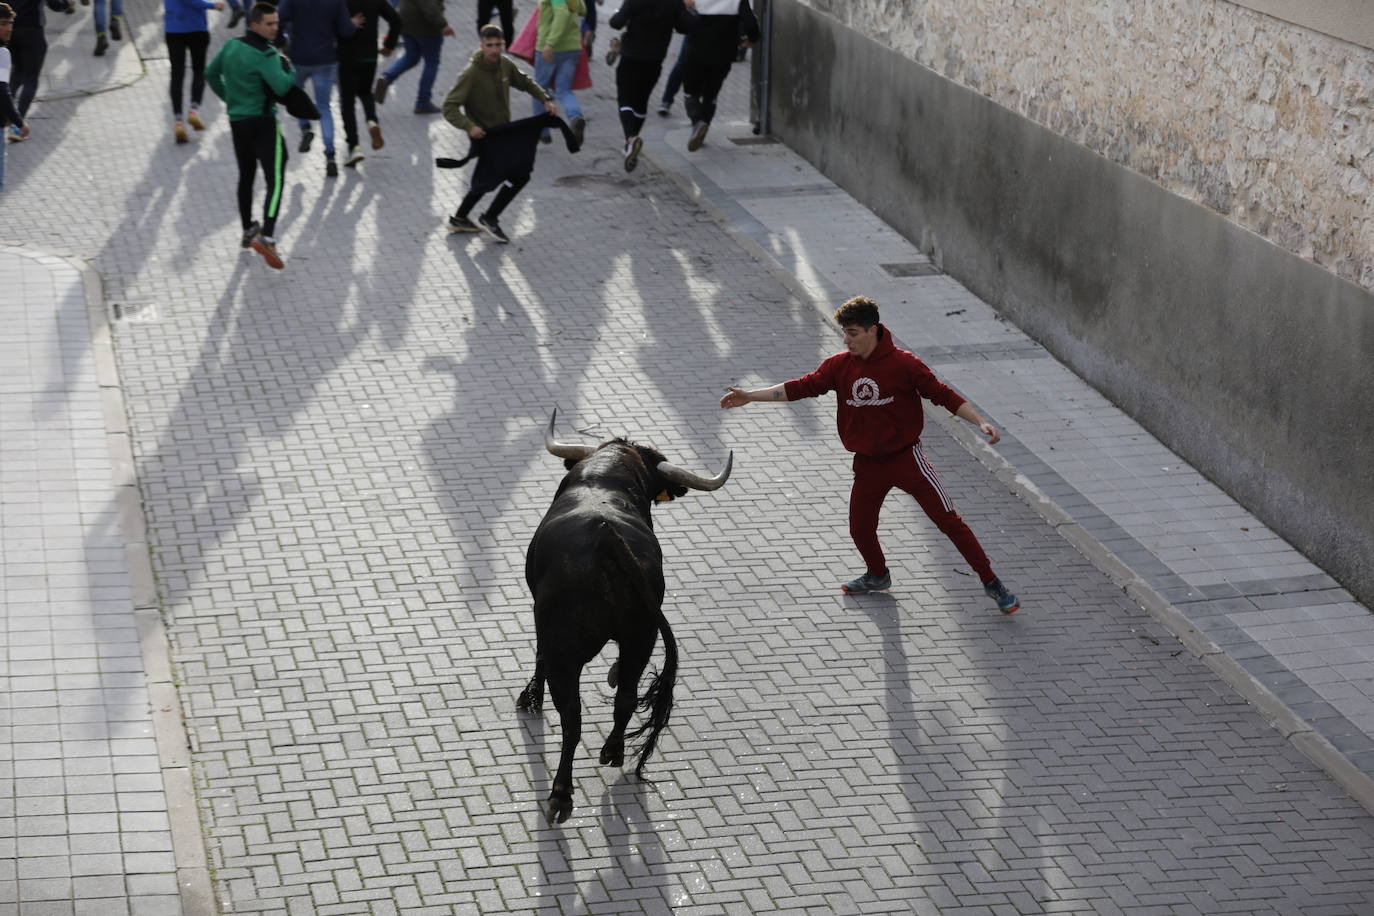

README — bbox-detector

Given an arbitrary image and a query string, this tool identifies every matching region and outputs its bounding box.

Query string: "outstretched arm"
[720,384,788,408]
[955,401,1001,444]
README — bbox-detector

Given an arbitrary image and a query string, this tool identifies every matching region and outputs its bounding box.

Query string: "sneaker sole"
[840,584,890,594]
[687,123,709,152]
[446,223,480,234]
[369,125,384,150]
[1000,603,1020,615]
[480,228,509,244]
[250,239,284,270]
[624,137,642,172]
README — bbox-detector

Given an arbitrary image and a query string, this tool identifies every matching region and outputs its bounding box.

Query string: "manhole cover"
[880,262,942,277]
[553,174,634,192]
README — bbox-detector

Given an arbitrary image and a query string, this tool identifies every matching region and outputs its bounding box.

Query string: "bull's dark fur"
[519,440,689,823]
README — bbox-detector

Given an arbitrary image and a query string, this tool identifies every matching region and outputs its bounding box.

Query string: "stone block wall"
[795,0,1374,290]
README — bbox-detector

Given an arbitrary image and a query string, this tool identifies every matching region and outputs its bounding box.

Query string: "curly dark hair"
[833,296,880,329]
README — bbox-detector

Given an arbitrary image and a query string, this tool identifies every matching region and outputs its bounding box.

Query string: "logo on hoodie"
[846,377,893,407]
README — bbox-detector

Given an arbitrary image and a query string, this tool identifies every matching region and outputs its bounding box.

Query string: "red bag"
[508,13,538,62]
[508,11,593,90]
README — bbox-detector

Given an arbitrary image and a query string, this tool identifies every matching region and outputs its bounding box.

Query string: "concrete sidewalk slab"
[639,106,1374,811]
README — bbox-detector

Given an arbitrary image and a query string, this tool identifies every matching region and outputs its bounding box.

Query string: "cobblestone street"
[7,1,1374,913]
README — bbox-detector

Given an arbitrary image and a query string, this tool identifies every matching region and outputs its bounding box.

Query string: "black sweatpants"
[8,27,46,118]
[476,0,515,44]
[681,30,738,126]
[166,31,210,118]
[455,175,529,221]
[338,57,379,150]
[615,57,662,141]
[230,116,288,237]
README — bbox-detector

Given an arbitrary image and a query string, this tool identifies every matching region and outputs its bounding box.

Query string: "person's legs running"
[454,188,484,220]
[306,64,337,156]
[893,443,995,583]
[186,31,209,122]
[532,52,553,122]
[381,34,421,85]
[338,58,361,151]
[551,49,581,121]
[660,37,688,109]
[230,119,260,231]
[9,28,45,117]
[848,455,894,577]
[496,0,514,45]
[166,32,189,118]
[616,57,660,140]
[256,118,288,238]
[484,175,528,220]
[414,35,443,108]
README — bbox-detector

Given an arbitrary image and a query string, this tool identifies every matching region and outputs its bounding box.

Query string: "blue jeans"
[94,0,124,34]
[533,49,582,128]
[294,63,338,155]
[382,34,443,107]
[662,38,689,104]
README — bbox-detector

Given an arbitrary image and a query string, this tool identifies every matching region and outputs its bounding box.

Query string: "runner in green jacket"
[205,2,296,268]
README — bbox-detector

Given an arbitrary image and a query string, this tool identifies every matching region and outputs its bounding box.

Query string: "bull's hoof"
[545,790,573,824]
[607,661,619,689]
[516,689,542,714]
[599,742,625,767]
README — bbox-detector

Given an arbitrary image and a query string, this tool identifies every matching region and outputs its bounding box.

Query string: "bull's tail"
[626,615,678,778]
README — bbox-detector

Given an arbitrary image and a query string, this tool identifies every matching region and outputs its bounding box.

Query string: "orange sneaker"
[368,121,384,150]
[250,234,284,270]
[174,121,188,144]
[187,109,205,131]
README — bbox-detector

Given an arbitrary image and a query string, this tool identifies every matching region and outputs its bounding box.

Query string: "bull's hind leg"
[599,650,649,768]
[516,657,545,713]
[544,663,582,824]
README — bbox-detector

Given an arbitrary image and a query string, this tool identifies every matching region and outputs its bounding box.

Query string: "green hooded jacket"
[204,33,297,122]
[442,49,551,132]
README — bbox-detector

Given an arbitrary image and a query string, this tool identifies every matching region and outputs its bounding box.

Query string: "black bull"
[517,411,732,823]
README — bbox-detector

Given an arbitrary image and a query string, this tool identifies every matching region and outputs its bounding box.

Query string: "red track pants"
[849,443,995,584]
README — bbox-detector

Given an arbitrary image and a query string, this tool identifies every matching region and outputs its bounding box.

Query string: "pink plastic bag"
[508,13,538,62]
[508,11,593,90]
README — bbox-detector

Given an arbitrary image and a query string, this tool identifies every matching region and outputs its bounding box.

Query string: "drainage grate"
[729,135,781,145]
[880,262,942,278]
[111,301,160,322]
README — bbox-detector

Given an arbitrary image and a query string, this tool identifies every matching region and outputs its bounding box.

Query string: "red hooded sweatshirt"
[783,324,966,457]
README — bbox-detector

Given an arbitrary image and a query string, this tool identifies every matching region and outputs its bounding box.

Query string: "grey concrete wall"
[767,0,1374,604]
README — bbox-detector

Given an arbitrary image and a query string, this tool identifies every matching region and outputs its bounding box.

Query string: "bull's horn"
[657,451,733,491]
[544,409,596,460]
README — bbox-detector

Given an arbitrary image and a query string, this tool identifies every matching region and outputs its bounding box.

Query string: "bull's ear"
[563,458,580,470]
[654,486,687,502]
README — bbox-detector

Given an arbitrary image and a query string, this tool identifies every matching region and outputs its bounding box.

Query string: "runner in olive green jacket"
[204,3,296,269]
[441,25,555,241]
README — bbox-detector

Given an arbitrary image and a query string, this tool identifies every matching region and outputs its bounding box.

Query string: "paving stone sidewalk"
[5,0,1374,913]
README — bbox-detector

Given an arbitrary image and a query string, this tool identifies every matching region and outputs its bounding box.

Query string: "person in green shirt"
[530,0,585,144]
[204,1,296,269]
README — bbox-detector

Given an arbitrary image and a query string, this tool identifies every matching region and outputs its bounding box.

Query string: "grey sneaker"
[446,215,480,233]
[841,571,891,594]
[687,120,709,152]
[477,214,509,243]
[984,578,1020,614]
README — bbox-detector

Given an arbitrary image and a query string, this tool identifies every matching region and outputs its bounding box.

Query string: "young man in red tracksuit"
[719,295,1020,613]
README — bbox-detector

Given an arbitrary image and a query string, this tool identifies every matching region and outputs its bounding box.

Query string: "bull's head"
[543,409,732,498]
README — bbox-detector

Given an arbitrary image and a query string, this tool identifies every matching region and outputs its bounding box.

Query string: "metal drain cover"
[880,262,942,277]
[553,174,634,192]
